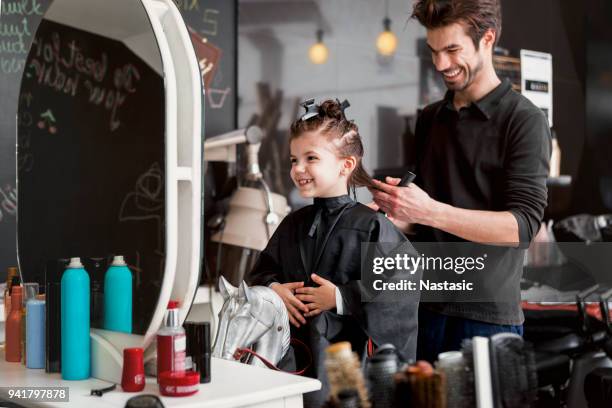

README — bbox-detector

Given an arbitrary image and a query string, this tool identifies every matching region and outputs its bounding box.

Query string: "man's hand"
[370,177,439,227]
[295,274,337,318]
[371,177,521,244]
[271,282,309,327]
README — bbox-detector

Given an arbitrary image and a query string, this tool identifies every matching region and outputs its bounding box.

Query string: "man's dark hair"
[411,0,502,49]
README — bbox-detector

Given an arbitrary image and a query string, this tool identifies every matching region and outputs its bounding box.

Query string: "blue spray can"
[61,257,90,380]
[103,255,132,333]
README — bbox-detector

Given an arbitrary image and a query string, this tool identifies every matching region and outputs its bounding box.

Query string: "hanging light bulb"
[376,17,398,56]
[309,29,329,65]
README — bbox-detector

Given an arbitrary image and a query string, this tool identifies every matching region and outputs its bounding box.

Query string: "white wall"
[238,0,426,202]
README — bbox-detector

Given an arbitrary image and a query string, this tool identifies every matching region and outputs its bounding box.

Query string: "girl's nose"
[293,162,306,173]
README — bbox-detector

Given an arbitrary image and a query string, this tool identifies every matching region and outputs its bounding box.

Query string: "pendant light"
[376,0,398,56]
[309,29,329,65]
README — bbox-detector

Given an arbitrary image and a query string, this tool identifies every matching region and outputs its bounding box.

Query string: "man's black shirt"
[414,79,551,324]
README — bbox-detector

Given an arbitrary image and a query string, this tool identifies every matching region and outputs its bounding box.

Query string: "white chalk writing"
[26,31,141,131]
[0,0,45,74]
[0,184,18,223]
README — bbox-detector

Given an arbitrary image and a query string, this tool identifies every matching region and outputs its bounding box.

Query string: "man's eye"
[290,158,297,164]
[308,156,318,161]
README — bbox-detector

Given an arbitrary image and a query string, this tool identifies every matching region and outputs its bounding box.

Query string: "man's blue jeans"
[416,307,524,363]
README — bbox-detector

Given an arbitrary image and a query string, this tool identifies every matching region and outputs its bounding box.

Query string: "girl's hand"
[295,274,337,318]
[271,282,309,327]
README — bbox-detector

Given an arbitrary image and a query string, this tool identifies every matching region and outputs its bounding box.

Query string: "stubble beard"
[443,55,484,92]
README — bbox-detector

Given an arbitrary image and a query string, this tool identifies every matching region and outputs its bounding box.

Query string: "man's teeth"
[298,179,313,186]
[443,69,461,78]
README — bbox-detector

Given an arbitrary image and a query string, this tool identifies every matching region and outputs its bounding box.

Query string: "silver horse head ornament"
[212,276,290,368]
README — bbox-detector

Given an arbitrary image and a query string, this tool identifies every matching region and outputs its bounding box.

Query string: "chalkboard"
[0,0,50,281]
[17,15,165,334]
[1,1,238,282]
[174,0,237,138]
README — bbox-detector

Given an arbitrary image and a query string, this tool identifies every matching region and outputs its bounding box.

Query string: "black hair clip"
[90,383,116,397]
[300,98,319,121]
[337,99,351,116]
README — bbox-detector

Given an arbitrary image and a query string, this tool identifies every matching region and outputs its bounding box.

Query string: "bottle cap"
[23,282,40,301]
[7,267,18,282]
[326,341,352,357]
[164,307,180,328]
[111,255,127,266]
[68,258,83,268]
[436,351,463,368]
[369,344,398,363]
[10,275,21,287]
[122,347,145,392]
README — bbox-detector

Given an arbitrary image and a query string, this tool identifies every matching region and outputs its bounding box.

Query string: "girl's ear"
[342,156,357,175]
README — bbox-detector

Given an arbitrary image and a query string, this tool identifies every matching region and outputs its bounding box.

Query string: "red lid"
[123,347,144,359]
[168,300,179,309]
[159,370,200,386]
[159,371,200,397]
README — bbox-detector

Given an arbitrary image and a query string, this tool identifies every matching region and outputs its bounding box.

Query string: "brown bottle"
[6,285,23,362]
[3,267,18,321]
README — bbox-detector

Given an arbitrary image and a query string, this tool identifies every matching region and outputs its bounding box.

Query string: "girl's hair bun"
[318,99,345,121]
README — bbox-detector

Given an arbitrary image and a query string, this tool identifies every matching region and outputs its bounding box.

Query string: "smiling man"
[370,0,551,363]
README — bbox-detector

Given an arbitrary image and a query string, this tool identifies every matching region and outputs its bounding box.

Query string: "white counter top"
[0,349,320,408]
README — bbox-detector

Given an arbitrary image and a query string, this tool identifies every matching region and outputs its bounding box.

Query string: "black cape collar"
[313,194,353,213]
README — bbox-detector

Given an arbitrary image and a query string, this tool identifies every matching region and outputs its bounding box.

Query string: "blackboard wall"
[0,0,238,281]
[0,0,51,280]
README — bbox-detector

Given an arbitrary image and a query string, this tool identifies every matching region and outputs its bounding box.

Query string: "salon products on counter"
[6,284,23,362]
[25,299,45,369]
[103,255,132,333]
[158,370,200,397]
[338,389,361,408]
[3,267,19,321]
[365,344,399,408]
[487,333,538,408]
[61,257,90,380]
[157,301,186,379]
[21,282,39,366]
[45,259,67,373]
[435,351,473,408]
[184,321,211,383]
[393,361,446,408]
[325,342,370,408]
[122,347,145,392]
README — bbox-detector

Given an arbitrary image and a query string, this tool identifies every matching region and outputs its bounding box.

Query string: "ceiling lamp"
[308,29,329,65]
[376,17,398,56]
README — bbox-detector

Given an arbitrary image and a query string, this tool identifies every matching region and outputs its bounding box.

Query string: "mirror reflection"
[17,0,165,335]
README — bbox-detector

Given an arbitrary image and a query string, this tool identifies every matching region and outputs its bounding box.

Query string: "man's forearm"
[429,201,520,245]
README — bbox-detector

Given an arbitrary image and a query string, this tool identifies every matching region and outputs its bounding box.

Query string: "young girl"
[247,99,418,407]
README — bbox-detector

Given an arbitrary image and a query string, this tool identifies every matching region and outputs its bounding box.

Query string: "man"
[371,0,551,363]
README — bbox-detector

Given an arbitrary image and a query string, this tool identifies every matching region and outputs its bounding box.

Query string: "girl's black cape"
[247,195,420,407]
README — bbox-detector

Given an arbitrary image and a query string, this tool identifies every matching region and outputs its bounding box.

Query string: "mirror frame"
[84,0,203,382]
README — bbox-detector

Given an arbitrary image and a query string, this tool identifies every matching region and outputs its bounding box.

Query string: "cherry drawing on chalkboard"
[37,109,57,134]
